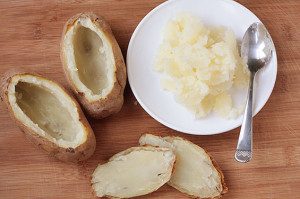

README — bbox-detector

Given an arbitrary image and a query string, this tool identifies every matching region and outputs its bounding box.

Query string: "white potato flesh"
[91,146,176,198]
[139,134,223,198]
[8,75,86,148]
[74,26,109,95]
[154,13,249,119]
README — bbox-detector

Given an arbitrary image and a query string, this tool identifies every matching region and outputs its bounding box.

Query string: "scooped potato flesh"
[15,82,78,141]
[73,25,109,95]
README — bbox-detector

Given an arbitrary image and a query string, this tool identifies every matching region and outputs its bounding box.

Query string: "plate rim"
[127,0,278,135]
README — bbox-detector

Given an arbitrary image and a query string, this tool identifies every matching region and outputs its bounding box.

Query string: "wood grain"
[0,0,300,198]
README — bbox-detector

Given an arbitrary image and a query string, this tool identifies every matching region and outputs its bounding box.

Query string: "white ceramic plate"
[127,0,277,135]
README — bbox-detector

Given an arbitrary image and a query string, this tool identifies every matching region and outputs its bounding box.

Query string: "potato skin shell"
[61,12,127,119]
[0,69,96,163]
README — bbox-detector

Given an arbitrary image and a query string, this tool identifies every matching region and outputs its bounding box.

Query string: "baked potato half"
[61,12,126,119]
[91,146,176,198]
[139,134,228,199]
[0,69,96,162]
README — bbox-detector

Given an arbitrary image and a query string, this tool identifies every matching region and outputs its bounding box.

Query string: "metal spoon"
[235,22,274,163]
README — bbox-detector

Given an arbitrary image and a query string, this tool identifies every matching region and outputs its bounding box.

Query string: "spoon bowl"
[235,22,274,163]
[241,23,274,72]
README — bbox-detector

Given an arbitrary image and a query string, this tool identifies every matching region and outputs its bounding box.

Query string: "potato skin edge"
[0,69,96,163]
[60,12,127,119]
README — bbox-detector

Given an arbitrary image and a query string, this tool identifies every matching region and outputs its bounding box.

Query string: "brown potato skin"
[60,12,127,119]
[140,133,228,199]
[207,154,228,199]
[0,69,96,163]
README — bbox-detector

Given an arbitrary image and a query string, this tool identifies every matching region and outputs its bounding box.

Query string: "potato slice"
[139,134,228,199]
[61,12,126,119]
[0,69,96,162]
[91,146,176,198]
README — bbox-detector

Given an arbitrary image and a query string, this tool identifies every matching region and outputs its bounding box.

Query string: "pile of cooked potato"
[155,13,249,119]
[0,12,227,199]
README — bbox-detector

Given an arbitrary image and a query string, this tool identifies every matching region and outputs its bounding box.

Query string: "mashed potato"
[154,13,249,119]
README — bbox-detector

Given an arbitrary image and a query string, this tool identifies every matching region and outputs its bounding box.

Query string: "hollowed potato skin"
[0,69,96,163]
[61,12,127,119]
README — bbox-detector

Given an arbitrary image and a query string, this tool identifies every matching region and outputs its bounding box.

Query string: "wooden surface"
[0,0,300,198]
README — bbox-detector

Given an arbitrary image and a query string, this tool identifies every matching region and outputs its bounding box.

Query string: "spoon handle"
[235,71,256,163]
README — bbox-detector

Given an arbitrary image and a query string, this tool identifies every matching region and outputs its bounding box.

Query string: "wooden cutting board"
[0,0,300,198]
